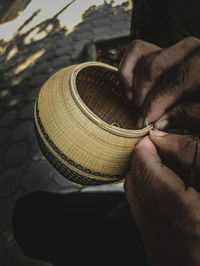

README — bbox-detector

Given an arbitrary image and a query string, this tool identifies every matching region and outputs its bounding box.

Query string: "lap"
[12,190,147,266]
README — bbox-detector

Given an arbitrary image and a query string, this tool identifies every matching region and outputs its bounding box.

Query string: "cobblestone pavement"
[0,0,14,21]
[0,1,132,265]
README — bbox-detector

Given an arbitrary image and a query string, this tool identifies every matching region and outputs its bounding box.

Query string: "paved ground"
[0,1,132,265]
[0,0,14,21]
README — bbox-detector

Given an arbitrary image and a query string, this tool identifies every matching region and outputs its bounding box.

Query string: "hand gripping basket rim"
[34,61,153,186]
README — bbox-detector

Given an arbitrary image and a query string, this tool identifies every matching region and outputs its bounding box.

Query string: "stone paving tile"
[0,1,132,265]
[71,39,90,60]
[31,75,50,89]
[0,169,22,197]
[29,138,44,162]
[4,241,52,266]
[5,142,29,166]
[52,173,80,193]
[11,187,27,202]
[0,110,18,128]
[22,160,54,191]
[19,102,35,120]
[11,121,34,141]
[0,199,14,229]
[0,235,5,266]
[6,99,23,111]
[0,128,12,145]
[52,55,71,68]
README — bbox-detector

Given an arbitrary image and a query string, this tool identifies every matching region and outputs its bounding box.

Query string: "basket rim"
[70,61,152,138]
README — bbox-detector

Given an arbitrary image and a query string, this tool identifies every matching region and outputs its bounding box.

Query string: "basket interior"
[76,66,136,130]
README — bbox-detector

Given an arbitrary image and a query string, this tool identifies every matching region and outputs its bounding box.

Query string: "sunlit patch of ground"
[0,0,132,89]
[0,2,131,265]
[0,0,132,42]
[14,49,45,74]
[0,0,132,92]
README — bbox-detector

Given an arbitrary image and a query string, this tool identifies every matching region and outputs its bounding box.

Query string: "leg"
[12,190,147,265]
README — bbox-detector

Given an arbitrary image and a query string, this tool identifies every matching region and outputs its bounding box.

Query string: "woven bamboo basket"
[34,61,152,185]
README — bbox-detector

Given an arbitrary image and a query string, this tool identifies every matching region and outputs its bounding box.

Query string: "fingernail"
[137,117,144,128]
[154,119,168,130]
[150,129,168,137]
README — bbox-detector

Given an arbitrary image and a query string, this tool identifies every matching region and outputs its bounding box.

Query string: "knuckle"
[133,54,161,106]
[118,65,128,77]
[135,52,161,81]
[118,68,132,90]
[149,58,161,73]
[118,68,126,80]
[128,39,145,53]
[128,39,161,55]
[183,36,200,45]
[118,66,130,87]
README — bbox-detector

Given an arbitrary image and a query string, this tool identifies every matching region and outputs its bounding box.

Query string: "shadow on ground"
[0,1,132,265]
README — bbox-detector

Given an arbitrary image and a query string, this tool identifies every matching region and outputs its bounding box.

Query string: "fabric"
[12,191,148,266]
[131,0,200,47]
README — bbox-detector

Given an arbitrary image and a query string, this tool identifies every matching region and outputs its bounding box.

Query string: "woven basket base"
[34,123,123,186]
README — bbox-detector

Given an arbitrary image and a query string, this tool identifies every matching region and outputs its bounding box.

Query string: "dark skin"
[119,37,200,266]
[119,37,200,130]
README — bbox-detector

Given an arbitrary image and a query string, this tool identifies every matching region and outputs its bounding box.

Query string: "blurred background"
[0,0,133,265]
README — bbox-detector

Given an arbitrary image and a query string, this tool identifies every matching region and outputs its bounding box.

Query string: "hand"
[119,37,200,131]
[124,129,200,266]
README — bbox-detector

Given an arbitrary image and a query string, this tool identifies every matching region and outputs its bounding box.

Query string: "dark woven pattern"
[34,126,115,185]
[35,100,124,185]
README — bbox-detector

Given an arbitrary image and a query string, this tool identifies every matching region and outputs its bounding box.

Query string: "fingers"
[154,97,200,131]
[149,130,200,186]
[125,134,200,266]
[125,136,185,203]
[133,37,200,110]
[137,79,182,127]
[118,40,161,100]
[137,37,200,127]
[120,37,200,132]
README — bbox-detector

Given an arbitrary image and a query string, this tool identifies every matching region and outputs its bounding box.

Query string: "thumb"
[149,130,200,186]
[125,136,185,203]
[154,97,200,131]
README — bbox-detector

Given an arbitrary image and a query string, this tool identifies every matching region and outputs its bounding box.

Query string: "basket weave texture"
[34,62,152,185]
